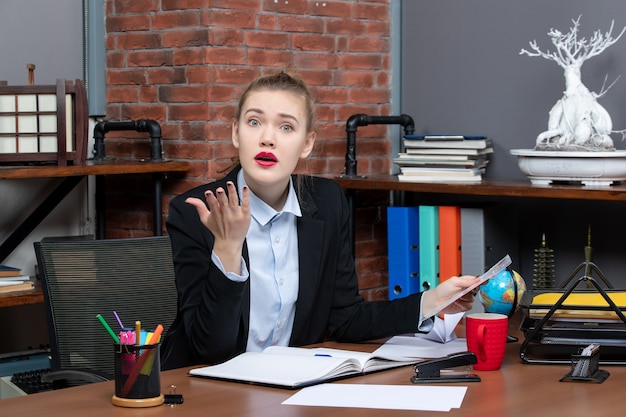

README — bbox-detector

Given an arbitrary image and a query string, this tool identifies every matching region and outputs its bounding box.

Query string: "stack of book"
[393,135,493,183]
[0,265,34,294]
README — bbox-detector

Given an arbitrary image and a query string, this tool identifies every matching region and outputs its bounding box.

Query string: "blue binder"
[418,205,439,291]
[386,207,420,300]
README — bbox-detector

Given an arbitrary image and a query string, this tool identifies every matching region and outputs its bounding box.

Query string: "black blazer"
[161,166,423,370]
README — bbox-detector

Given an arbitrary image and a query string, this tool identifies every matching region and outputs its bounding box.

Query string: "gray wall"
[401,0,626,179]
[0,0,83,85]
[0,0,86,355]
[400,1,626,287]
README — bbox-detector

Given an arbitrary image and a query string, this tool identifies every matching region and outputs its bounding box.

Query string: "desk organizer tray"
[519,277,626,365]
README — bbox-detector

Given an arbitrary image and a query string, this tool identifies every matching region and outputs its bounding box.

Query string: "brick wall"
[103,0,393,299]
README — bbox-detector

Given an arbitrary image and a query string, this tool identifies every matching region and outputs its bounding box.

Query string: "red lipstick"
[254,152,277,167]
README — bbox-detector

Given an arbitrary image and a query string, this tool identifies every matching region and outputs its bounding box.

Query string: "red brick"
[107,69,147,85]
[349,88,390,104]
[308,0,353,18]
[121,104,167,121]
[210,28,244,46]
[162,0,208,10]
[134,90,162,110]
[212,0,261,10]
[292,34,335,52]
[128,50,174,67]
[257,14,277,30]
[162,30,209,48]
[277,16,324,33]
[151,11,200,29]
[107,15,151,32]
[244,32,290,49]
[325,19,367,36]
[106,86,139,103]
[214,67,260,84]
[349,36,388,53]
[159,85,210,102]
[117,33,162,50]
[209,10,256,29]
[339,54,384,70]
[146,68,187,84]
[168,103,211,121]
[107,52,126,68]
[172,48,204,66]
[186,66,214,83]
[354,3,389,20]
[294,52,339,70]
[247,49,293,67]
[263,0,308,14]
[205,47,247,65]
[114,0,159,14]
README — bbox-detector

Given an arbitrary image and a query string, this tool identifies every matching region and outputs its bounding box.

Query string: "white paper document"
[282,383,467,412]
[372,334,468,361]
[420,312,464,343]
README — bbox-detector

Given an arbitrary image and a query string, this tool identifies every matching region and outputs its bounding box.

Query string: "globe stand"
[506,276,519,343]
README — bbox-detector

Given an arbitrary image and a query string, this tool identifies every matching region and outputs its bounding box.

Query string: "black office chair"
[33,235,178,388]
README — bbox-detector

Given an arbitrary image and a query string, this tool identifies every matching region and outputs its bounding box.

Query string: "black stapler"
[411,351,481,383]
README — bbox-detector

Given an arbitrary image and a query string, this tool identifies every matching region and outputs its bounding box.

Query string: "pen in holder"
[560,344,610,383]
[112,343,164,407]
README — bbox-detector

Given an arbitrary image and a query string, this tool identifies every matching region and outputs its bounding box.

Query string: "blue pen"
[314,354,332,357]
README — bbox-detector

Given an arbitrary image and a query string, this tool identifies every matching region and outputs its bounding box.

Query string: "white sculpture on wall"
[520,16,626,151]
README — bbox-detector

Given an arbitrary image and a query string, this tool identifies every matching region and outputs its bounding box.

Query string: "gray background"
[401,0,626,179]
[400,1,626,287]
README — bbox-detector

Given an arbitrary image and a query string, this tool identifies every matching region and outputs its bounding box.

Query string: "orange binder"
[438,206,462,282]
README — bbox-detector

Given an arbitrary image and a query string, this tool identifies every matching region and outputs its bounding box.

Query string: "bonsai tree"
[520,16,626,151]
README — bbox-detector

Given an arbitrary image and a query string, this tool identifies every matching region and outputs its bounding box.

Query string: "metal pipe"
[343,114,415,178]
[93,119,163,160]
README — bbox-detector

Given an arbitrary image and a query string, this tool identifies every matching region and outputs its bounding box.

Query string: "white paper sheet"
[372,335,468,361]
[420,312,464,343]
[282,383,467,411]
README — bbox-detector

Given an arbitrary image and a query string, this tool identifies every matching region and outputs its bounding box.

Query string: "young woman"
[161,71,480,370]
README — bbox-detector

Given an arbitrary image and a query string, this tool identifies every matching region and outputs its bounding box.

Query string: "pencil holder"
[560,349,610,383]
[112,343,164,407]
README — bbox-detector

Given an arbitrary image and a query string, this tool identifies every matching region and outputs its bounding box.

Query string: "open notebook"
[189,346,421,389]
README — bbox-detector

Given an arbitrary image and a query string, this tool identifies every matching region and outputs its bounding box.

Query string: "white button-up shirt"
[210,171,433,352]
[211,171,300,352]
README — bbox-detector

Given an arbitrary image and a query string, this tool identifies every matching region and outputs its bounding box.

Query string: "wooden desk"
[2,334,623,416]
[0,159,189,262]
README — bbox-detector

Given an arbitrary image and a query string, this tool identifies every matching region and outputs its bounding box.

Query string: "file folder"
[438,206,462,282]
[419,205,439,291]
[387,207,420,300]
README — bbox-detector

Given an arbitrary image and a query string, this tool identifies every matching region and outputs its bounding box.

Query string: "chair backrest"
[34,236,178,378]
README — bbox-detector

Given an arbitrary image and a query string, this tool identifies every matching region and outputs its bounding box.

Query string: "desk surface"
[2,331,623,416]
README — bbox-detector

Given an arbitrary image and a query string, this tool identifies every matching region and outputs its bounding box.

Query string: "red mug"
[465,313,508,371]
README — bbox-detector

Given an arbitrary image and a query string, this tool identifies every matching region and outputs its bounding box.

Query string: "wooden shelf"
[0,159,189,179]
[0,158,190,309]
[0,280,43,308]
[333,175,626,202]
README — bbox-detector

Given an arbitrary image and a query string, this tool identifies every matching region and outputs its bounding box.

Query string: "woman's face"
[232,89,315,193]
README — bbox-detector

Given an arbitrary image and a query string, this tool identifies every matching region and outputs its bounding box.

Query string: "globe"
[479,269,527,316]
